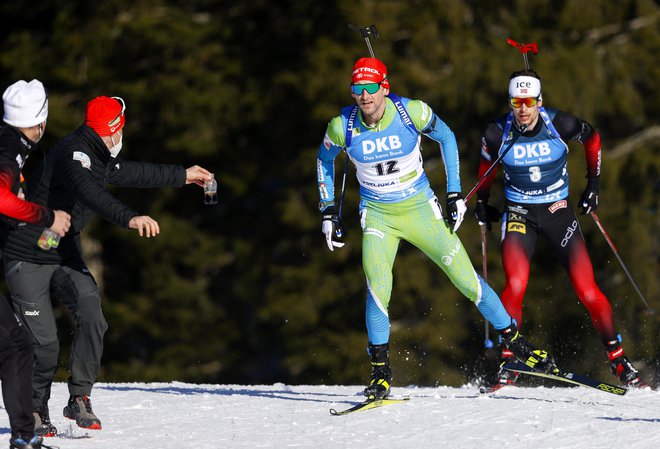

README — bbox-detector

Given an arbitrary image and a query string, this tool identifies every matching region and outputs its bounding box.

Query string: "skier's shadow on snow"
[451,393,616,408]
[598,416,660,423]
[96,385,359,404]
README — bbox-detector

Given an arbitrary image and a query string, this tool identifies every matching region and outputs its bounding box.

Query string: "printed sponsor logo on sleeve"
[323,134,332,150]
[421,102,429,122]
[319,183,329,200]
[507,222,526,234]
[548,200,567,213]
[73,151,92,170]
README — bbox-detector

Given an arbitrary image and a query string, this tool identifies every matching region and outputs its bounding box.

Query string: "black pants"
[0,293,35,439]
[5,260,108,404]
[500,200,618,343]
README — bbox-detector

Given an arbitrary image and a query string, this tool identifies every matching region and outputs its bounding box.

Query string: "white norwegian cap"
[2,79,48,128]
[508,76,541,98]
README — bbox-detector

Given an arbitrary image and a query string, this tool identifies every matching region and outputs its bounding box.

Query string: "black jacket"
[3,124,186,264]
[0,124,54,248]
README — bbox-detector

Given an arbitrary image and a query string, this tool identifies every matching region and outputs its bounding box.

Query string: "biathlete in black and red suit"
[475,69,643,388]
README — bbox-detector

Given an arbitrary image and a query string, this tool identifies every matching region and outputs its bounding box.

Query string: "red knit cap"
[85,96,125,136]
[351,58,390,89]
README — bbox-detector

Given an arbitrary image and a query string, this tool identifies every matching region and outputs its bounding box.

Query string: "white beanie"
[2,79,48,128]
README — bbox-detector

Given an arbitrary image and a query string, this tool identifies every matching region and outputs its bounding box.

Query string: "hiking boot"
[63,395,102,430]
[9,435,43,449]
[499,323,558,374]
[363,343,392,400]
[33,400,57,437]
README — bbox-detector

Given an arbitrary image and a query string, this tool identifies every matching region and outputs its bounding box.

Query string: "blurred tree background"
[0,0,657,388]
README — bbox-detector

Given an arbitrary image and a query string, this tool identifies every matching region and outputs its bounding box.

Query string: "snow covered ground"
[1,381,658,449]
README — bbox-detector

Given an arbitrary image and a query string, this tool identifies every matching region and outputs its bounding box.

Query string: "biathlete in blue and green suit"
[316,57,557,399]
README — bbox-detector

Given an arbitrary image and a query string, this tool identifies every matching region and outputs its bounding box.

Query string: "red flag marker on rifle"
[506,38,538,70]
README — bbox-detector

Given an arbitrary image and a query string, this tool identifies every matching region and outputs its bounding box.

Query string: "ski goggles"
[350,82,383,95]
[509,96,540,108]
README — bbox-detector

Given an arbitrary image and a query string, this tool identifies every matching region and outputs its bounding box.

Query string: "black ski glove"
[446,192,467,231]
[475,199,501,231]
[579,177,599,215]
[321,206,345,251]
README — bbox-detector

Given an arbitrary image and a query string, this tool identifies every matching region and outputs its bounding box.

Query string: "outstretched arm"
[185,165,214,187]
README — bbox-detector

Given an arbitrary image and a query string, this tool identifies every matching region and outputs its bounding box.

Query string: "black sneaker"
[33,400,57,437]
[363,343,392,400]
[63,395,102,430]
[9,435,43,449]
[499,324,558,374]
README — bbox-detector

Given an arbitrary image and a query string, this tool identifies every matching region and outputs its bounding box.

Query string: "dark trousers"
[0,293,35,439]
[5,260,108,403]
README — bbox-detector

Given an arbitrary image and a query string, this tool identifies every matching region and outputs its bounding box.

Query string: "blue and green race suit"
[317,94,512,345]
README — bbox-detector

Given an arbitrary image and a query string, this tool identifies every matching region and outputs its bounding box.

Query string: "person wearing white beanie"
[1,79,70,449]
[2,79,49,144]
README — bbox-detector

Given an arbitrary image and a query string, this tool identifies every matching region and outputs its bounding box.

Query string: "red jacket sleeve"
[0,165,54,226]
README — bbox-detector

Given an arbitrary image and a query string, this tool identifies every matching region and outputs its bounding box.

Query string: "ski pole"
[465,124,528,203]
[480,223,494,348]
[590,212,654,314]
[334,152,348,239]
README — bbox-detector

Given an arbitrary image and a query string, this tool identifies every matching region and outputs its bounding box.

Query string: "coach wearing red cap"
[3,95,213,434]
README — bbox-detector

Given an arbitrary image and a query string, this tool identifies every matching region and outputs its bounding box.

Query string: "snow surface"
[1,381,658,449]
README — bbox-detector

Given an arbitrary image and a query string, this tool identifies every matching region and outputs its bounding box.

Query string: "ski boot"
[63,395,102,430]
[33,399,57,437]
[607,341,642,386]
[480,348,519,393]
[499,323,558,374]
[363,343,392,400]
[495,348,520,386]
